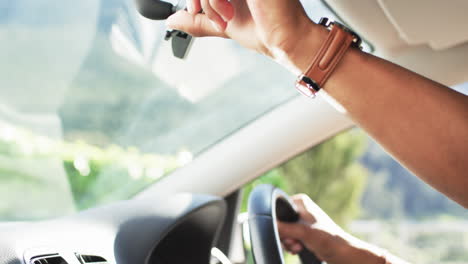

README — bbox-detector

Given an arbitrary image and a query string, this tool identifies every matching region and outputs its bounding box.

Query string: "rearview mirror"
[134,0,176,20]
[134,0,193,59]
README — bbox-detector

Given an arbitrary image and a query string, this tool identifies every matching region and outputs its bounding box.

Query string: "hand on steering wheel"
[247,185,321,264]
[247,185,391,264]
[277,194,350,262]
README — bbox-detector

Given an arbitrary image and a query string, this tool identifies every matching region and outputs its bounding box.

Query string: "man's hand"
[277,194,350,262]
[278,194,394,264]
[166,0,324,71]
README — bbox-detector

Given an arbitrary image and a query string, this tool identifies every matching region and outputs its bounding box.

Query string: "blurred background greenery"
[0,122,180,219]
[241,130,368,227]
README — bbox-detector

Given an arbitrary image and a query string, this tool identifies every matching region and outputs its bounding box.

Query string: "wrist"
[311,232,386,264]
[341,235,388,264]
[270,20,329,75]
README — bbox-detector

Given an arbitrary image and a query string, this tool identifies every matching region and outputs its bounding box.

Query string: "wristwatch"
[295,18,363,98]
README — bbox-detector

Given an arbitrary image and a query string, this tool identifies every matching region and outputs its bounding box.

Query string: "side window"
[240,128,468,264]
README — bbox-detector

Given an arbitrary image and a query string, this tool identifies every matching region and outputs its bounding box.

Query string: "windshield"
[0,0,305,221]
[0,0,361,221]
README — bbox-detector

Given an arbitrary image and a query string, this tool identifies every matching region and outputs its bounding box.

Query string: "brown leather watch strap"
[296,21,357,97]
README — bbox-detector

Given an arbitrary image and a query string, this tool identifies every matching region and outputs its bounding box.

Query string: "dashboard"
[0,193,226,264]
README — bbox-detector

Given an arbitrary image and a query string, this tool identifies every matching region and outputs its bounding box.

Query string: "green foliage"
[62,145,179,210]
[240,169,289,212]
[279,130,368,226]
[0,122,180,219]
[242,129,369,227]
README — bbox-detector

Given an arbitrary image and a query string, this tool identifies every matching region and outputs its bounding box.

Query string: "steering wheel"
[247,184,321,264]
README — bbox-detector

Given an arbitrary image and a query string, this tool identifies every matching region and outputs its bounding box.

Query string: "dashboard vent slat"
[76,254,108,264]
[31,255,68,264]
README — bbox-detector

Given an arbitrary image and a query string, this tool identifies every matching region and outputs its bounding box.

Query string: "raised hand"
[166,0,323,68]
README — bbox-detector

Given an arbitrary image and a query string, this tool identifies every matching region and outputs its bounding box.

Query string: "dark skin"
[166,0,468,262]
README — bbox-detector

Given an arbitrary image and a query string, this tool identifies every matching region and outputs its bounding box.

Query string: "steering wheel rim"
[247,184,321,264]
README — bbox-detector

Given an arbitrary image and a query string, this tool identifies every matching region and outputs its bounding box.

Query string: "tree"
[242,129,369,227]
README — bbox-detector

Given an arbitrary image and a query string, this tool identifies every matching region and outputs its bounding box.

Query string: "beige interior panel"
[324,0,468,86]
[138,96,353,198]
[378,0,468,50]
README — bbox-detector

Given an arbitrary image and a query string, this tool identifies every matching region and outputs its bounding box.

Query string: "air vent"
[30,255,68,264]
[76,254,108,264]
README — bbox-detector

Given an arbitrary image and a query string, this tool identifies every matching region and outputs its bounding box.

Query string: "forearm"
[287,23,468,207]
[342,234,410,264]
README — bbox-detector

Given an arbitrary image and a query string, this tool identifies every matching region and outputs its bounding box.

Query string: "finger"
[292,194,308,208]
[292,194,312,214]
[292,194,318,222]
[282,238,295,246]
[277,221,306,241]
[282,240,303,255]
[166,11,227,38]
[281,241,293,252]
[200,0,227,31]
[209,0,234,21]
[290,242,303,254]
[283,238,303,247]
[186,0,201,14]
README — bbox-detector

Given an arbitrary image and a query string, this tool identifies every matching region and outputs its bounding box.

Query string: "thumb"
[166,11,228,38]
[277,221,307,241]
